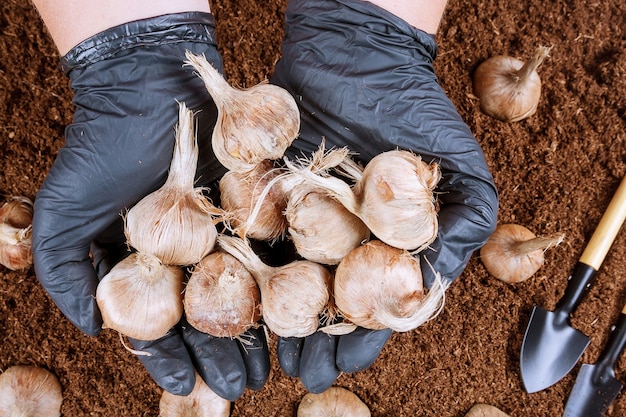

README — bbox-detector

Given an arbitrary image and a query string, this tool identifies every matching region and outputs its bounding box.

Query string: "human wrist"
[32,0,211,56]
[363,0,447,34]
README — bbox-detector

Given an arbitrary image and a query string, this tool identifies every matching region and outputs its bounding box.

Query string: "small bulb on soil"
[465,403,511,417]
[297,386,371,417]
[473,46,551,122]
[0,365,63,417]
[159,372,230,417]
[480,223,564,283]
[0,196,33,271]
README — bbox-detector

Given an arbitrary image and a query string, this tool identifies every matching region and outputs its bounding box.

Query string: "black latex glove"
[32,13,270,400]
[270,0,499,391]
[277,328,392,393]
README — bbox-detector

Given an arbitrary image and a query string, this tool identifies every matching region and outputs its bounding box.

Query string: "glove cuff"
[60,11,218,74]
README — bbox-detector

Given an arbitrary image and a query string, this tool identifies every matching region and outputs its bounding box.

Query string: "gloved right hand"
[277,327,392,393]
[32,12,270,400]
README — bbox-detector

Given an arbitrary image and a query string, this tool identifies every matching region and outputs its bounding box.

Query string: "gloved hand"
[32,12,270,400]
[270,0,499,392]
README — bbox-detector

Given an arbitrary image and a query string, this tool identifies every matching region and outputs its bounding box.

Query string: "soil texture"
[1,0,625,415]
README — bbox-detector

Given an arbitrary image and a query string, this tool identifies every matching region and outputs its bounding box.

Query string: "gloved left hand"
[32,12,270,400]
[270,0,499,392]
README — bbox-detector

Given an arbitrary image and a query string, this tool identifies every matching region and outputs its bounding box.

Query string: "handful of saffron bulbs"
[95,55,448,391]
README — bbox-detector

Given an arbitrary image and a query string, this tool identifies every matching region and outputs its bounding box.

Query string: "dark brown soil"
[1,0,625,416]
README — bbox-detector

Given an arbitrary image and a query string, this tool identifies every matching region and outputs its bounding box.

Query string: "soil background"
[1,0,625,416]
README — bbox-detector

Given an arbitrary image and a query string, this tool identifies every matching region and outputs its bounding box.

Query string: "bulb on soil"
[472,46,551,122]
[297,386,371,417]
[465,403,511,417]
[0,196,33,271]
[0,365,63,417]
[158,372,230,417]
[479,223,564,283]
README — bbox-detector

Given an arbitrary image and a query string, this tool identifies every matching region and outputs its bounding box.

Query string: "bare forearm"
[365,0,448,34]
[31,0,211,55]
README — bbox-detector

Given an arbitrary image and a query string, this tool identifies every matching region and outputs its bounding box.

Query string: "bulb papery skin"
[354,151,440,251]
[0,223,32,271]
[0,196,33,229]
[217,234,332,337]
[297,386,371,417]
[287,149,440,251]
[159,372,230,417]
[125,102,219,265]
[261,260,332,337]
[185,51,300,173]
[0,365,63,417]
[126,187,218,266]
[184,251,261,338]
[286,182,370,265]
[480,223,564,283]
[334,240,445,332]
[465,403,511,417]
[0,196,33,271]
[473,46,550,122]
[96,252,184,341]
[219,159,288,240]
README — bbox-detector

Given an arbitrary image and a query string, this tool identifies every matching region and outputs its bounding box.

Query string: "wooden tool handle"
[579,177,626,270]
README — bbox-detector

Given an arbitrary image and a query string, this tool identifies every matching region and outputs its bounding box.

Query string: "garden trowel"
[563,301,626,417]
[520,176,626,394]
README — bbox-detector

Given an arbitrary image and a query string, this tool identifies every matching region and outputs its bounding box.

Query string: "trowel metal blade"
[520,306,590,393]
